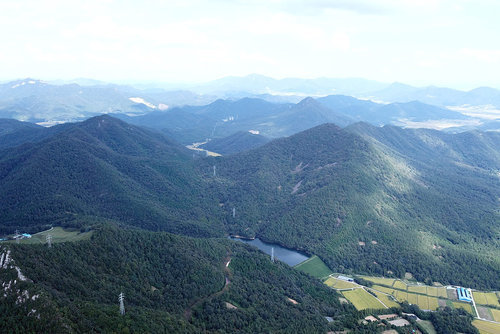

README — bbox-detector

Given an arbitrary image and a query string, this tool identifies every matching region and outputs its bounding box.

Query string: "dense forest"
[0,226,368,333]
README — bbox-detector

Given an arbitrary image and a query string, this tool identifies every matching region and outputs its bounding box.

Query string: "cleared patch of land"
[473,319,500,334]
[341,288,386,310]
[324,277,358,289]
[476,306,494,321]
[8,227,93,244]
[294,255,332,278]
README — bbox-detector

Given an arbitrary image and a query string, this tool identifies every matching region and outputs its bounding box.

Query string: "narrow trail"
[184,252,232,321]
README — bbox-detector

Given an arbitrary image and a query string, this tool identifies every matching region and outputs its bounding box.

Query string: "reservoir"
[229,237,309,266]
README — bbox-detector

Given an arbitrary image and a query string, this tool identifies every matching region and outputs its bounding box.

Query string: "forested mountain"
[1,115,499,290]
[0,226,359,333]
[204,123,500,289]
[200,131,270,155]
[0,115,223,236]
[121,95,461,145]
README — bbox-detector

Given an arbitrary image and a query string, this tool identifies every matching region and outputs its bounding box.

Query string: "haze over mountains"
[1,75,500,136]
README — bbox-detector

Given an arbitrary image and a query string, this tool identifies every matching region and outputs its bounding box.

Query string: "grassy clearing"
[417,320,437,334]
[473,319,500,334]
[473,292,500,307]
[369,289,400,308]
[362,276,395,287]
[393,280,407,290]
[7,227,93,244]
[324,277,358,289]
[294,255,332,279]
[341,288,386,310]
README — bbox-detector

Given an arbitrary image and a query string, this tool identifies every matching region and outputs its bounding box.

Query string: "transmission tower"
[46,234,52,248]
[15,229,20,244]
[119,292,125,315]
[213,165,216,177]
[232,207,235,218]
[271,247,275,262]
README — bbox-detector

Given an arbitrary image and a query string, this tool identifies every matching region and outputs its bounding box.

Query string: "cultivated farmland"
[341,288,386,310]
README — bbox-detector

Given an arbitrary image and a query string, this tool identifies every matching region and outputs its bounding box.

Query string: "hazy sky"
[1,0,499,89]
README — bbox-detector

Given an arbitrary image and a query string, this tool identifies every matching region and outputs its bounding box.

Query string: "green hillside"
[0,226,359,333]
[0,115,224,237]
[207,123,500,289]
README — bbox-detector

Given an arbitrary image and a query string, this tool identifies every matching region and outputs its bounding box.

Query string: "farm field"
[324,277,358,289]
[407,292,418,305]
[452,302,475,315]
[342,288,386,310]
[372,285,397,295]
[362,276,395,287]
[473,292,500,307]
[393,280,407,290]
[6,227,93,244]
[490,308,500,322]
[408,285,428,294]
[369,289,400,308]
[294,255,333,279]
[473,319,500,334]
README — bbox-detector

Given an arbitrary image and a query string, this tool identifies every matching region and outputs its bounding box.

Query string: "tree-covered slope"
[205,123,500,288]
[200,131,270,155]
[0,115,224,236]
[0,226,358,333]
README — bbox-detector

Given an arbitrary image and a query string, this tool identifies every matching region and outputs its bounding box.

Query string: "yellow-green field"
[342,288,386,310]
[373,285,397,295]
[6,227,93,244]
[393,280,407,290]
[490,308,500,322]
[324,277,358,289]
[362,276,395,287]
[452,302,474,315]
[369,289,400,308]
[408,285,428,294]
[426,286,447,298]
[473,292,500,307]
[427,297,439,310]
[473,319,500,334]
[407,292,418,305]
[395,290,408,301]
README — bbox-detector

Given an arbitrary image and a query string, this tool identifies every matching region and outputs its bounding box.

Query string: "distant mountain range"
[0,79,216,124]
[117,96,469,144]
[1,75,499,135]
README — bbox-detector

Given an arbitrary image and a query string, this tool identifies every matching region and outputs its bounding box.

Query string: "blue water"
[229,237,309,266]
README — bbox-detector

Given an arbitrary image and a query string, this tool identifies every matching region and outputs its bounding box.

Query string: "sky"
[1,0,499,89]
